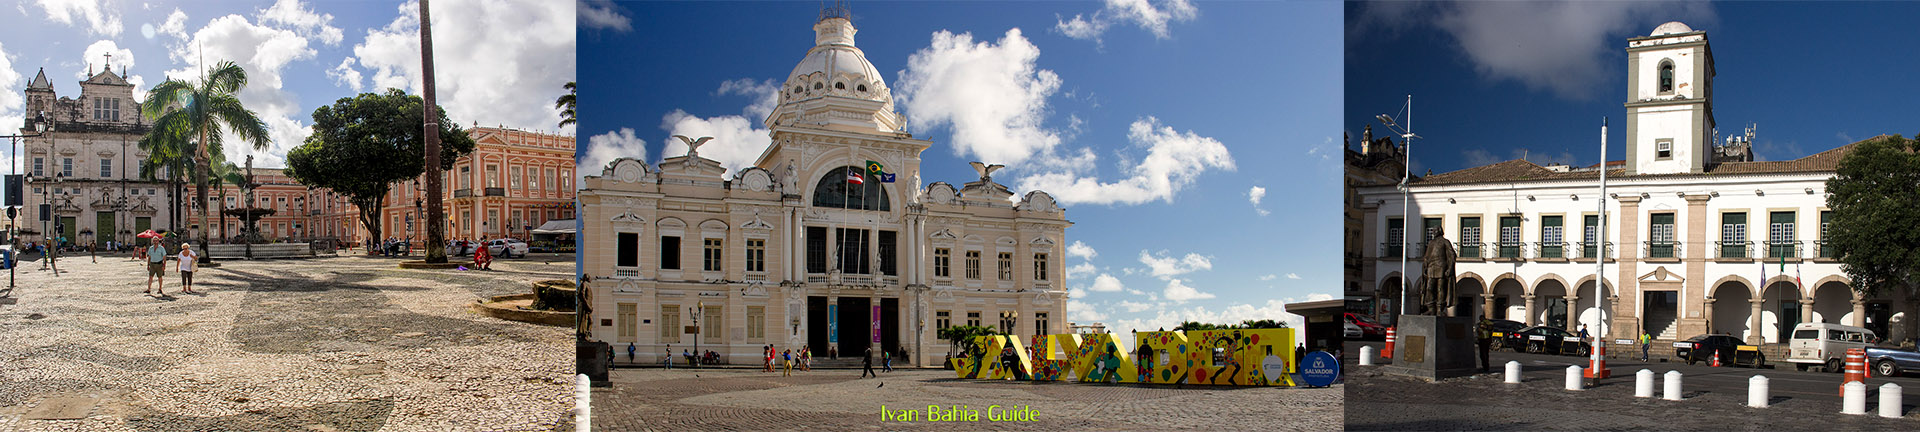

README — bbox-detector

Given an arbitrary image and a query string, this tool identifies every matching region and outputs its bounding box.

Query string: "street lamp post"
[4,111,53,301]
[690,302,703,368]
[1376,95,1418,320]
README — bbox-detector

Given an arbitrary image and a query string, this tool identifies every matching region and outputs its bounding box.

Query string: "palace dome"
[1651,21,1694,36]
[781,17,890,106]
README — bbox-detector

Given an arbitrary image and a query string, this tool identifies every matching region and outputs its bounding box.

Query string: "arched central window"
[1658,60,1675,94]
[812,166,890,211]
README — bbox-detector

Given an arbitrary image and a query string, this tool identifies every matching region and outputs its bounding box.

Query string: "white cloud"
[353,0,577,138]
[165,13,319,167]
[1067,299,1108,323]
[580,128,648,182]
[896,28,1062,166]
[1161,278,1215,303]
[1067,286,1088,300]
[36,0,123,37]
[1136,249,1211,280]
[714,78,781,120]
[1065,262,1096,280]
[1249,185,1269,216]
[659,110,771,178]
[1054,0,1199,44]
[1089,273,1125,292]
[578,0,632,32]
[1116,300,1153,313]
[1258,274,1277,281]
[158,8,188,40]
[75,40,135,80]
[1109,299,1296,345]
[1016,117,1234,205]
[0,42,23,164]
[327,57,363,92]
[259,0,344,46]
[1067,240,1097,260]
[1287,273,1302,280]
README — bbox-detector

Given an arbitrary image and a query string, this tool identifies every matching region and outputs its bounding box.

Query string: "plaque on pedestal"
[1381,314,1478,381]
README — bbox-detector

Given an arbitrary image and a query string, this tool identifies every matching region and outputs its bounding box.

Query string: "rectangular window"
[1650,213,1676,258]
[703,238,723,272]
[835,228,871,274]
[936,311,951,331]
[1770,211,1796,258]
[1721,212,1748,258]
[745,238,766,272]
[999,311,1017,334]
[1656,140,1674,159]
[32,157,43,176]
[1820,210,1835,258]
[879,230,897,276]
[1540,215,1563,258]
[486,165,499,188]
[99,159,111,178]
[617,303,637,341]
[460,166,471,189]
[997,252,1013,281]
[1034,252,1049,281]
[747,306,766,340]
[1422,217,1444,242]
[660,236,681,270]
[1498,216,1522,258]
[1460,216,1482,258]
[511,166,522,191]
[1385,217,1405,256]
[660,305,681,341]
[703,306,723,343]
[934,248,951,278]
[966,311,981,327]
[1035,312,1049,336]
[965,251,982,279]
[806,226,828,273]
[62,157,73,177]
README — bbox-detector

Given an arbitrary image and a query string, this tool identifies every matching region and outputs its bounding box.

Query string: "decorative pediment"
[924,182,959,205]
[1031,291,1053,306]
[742,284,769,297]
[1029,236,1056,247]
[604,158,656,184]
[735,167,776,193]
[1639,266,1683,283]
[996,236,1017,246]
[741,216,775,231]
[929,229,957,240]
[610,209,645,223]
[932,287,955,301]
[1016,190,1061,213]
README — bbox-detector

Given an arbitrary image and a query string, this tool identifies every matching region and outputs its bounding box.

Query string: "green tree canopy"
[938,325,1001,358]
[284,89,474,245]
[1826,134,1920,342]
[556,81,576,128]
[140,59,269,251]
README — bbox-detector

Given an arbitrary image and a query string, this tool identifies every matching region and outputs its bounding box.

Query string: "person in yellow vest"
[1640,331,1652,362]
[1477,314,1494,372]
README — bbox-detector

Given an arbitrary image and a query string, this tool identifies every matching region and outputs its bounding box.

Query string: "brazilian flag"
[866,160,885,175]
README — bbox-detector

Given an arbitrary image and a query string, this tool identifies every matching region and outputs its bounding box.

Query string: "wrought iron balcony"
[1496,241,1525,259]
[1576,242,1614,260]
[1534,242,1567,259]
[1716,240,1752,259]
[1764,240,1801,260]
[452,189,472,198]
[1644,241,1681,259]
[484,188,505,197]
[1817,240,1836,259]
[1458,241,1484,259]
[1379,242,1405,258]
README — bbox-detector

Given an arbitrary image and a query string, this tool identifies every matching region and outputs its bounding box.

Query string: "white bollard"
[1360,346,1375,366]
[1748,375,1768,408]
[1881,383,1903,418]
[1635,369,1654,398]
[576,374,592,431]
[1565,365,1584,391]
[1505,361,1522,384]
[1843,381,1868,415]
[1663,370,1683,401]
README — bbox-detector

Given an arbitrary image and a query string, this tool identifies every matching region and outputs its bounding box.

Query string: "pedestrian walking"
[1577,324,1590,342]
[665,344,674,369]
[782,349,793,377]
[627,342,636,363]
[830,345,838,359]
[764,345,775,372]
[861,346,877,378]
[801,347,812,371]
[1640,331,1652,362]
[883,350,893,372]
[89,243,96,263]
[1476,314,1493,372]
[144,241,168,295]
[177,242,198,294]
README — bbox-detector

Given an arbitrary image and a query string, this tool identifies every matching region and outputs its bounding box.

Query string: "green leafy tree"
[140,60,271,260]
[937,325,1001,363]
[555,81,576,128]
[1826,134,1920,343]
[285,89,473,248]
[136,123,209,234]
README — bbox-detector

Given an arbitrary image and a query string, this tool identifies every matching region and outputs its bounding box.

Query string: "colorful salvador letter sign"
[953,328,1296,387]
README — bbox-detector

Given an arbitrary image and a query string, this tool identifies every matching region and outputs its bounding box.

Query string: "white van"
[1786,322,1876,372]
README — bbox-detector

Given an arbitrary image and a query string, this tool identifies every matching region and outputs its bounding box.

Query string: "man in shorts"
[177,242,198,294]
[145,241,168,295]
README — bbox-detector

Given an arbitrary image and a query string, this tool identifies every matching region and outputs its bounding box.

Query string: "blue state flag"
[881,173,896,183]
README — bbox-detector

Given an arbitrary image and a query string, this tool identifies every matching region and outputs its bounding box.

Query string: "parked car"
[1503,326,1590,355]
[1675,333,1765,367]
[1345,321,1363,340]
[1786,322,1876,372]
[1867,345,1920,377]
[486,238,530,258]
[1345,313,1387,340]
[1485,319,1526,350]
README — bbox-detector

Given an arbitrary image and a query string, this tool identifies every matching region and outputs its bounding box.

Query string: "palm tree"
[555,81,576,128]
[135,122,195,234]
[140,60,270,263]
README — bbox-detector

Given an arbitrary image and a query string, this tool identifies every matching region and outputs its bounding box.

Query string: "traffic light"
[3,174,20,207]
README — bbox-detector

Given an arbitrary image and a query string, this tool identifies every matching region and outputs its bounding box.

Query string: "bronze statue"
[1419,231,1458,316]
[576,274,594,340]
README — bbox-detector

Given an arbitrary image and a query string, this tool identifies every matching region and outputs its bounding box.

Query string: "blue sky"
[1347,1,1920,175]
[0,0,574,177]
[577,0,1342,339]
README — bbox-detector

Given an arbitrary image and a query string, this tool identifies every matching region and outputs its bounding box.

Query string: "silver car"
[486,238,530,258]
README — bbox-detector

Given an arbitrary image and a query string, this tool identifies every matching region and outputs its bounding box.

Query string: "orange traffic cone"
[1711,350,1722,367]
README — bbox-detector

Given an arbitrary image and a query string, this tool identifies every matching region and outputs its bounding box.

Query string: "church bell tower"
[1623,21,1715,175]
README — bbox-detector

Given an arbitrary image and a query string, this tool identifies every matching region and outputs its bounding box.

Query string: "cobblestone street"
[590,367,1341,431]
[0,253,576,431]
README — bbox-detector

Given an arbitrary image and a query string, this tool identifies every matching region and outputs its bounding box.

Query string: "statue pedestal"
[1382,314,1478,381]
[577,340,611,387]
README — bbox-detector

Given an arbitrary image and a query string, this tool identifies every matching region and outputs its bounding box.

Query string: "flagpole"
[1591,117,1607,379]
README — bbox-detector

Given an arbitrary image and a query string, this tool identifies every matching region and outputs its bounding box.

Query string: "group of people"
[759,344,816,376]
[374,237,411,257]
[623,343,909,378]
[141,240,199,297]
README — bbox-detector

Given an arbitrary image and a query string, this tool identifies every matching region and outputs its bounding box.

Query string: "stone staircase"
[1646,308,1679,341]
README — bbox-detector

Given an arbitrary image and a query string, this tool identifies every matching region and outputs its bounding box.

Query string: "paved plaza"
[589,367,1341,431]
[0,252,576,431]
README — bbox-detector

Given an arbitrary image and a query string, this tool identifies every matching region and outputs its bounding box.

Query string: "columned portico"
[1747,299,1765,345]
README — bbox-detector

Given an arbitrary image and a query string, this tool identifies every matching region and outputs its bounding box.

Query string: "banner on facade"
[871,305,881,343]
[829,304,839,343]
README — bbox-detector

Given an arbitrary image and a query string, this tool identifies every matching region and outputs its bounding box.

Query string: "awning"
[531,219,576,235]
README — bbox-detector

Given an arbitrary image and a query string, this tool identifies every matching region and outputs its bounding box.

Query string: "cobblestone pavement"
[0,253,576,431]
[590,367,1341,431]
[1345,358,1920,431]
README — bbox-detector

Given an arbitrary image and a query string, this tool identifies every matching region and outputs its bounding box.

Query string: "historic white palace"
[17,63,172,247]
[577,10,1072,366]
[1356,22,1910,346]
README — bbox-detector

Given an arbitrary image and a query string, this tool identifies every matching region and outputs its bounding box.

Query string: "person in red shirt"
[473,242,493,270]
